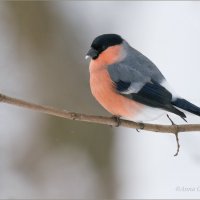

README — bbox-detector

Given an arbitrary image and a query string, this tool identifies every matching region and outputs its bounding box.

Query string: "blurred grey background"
[0,1,200,199]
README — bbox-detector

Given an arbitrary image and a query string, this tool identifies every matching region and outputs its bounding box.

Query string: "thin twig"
[167,114,181,156]
[0,93,200,135]
[174,130,180,156]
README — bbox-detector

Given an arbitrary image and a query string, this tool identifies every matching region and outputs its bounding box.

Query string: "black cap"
[86,34,123,59]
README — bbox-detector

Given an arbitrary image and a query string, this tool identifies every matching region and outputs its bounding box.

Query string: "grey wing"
[107,62,186,119]
[108,62,150,93]
[123,43,166,83]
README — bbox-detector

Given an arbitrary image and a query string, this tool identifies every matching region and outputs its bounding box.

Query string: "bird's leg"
[136,122,144,132]
[111,115,121,127]
[166,114,180,156]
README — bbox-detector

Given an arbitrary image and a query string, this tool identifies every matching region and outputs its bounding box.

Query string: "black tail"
[167,105,187,121]
[172,98,200,117]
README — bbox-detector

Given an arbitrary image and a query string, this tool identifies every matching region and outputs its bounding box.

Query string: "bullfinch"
[86,34,200,122]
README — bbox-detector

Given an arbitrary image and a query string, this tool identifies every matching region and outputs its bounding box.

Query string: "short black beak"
[85,48,99,60]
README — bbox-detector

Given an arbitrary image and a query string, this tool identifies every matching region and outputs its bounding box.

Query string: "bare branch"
[0,93,200,135]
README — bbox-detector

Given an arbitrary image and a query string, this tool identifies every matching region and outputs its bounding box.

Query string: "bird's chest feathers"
[90,67,115,101]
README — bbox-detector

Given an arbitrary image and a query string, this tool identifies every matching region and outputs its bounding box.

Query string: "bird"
[86,34,200,123]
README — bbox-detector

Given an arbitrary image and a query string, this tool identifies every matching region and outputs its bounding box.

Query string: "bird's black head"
[86,34,123,60]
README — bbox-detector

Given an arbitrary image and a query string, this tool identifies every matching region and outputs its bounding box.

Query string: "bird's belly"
[90,69,143,118]
[129,106,167,122]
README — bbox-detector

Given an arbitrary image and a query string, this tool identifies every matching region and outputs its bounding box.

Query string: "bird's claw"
[136,122,144,132]
[112,115,121,127]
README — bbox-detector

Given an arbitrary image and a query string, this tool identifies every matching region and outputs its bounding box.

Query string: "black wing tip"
[169,105,187,120]
[172,98,200,117]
